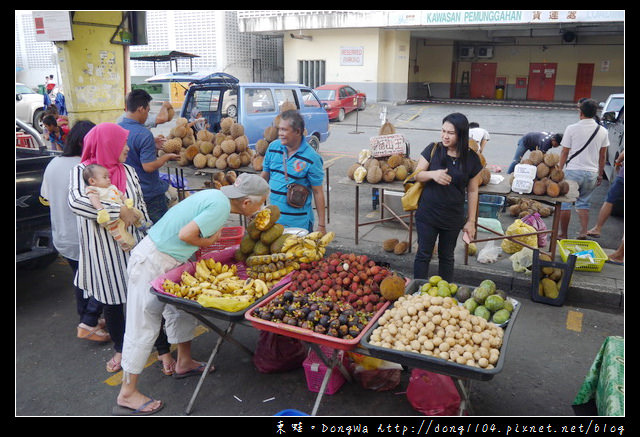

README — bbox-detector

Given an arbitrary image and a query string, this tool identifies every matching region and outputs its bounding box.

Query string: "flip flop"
[106,356,122,373]
[606,259,624,266]
[173,362,215,379]
[112,399,164,416]
[586,232,601,238]
[160,360,176,376]
[77,324,111,343]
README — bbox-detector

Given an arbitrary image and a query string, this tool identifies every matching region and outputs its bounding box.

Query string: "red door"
[470,62,497,99]
[574,63,594,102]
[527,63,557,101]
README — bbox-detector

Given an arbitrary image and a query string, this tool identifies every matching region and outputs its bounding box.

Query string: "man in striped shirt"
[260,110,327,233]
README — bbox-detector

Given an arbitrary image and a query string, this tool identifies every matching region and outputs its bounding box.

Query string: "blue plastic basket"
[275,409,309,416]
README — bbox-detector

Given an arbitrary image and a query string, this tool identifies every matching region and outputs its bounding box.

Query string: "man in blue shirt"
[261,110,326,233]
[119,89,180,223]
[507,131,563,174]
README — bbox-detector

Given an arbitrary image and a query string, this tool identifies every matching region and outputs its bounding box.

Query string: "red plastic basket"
[195,226,245,259]
[303,346,347,395]
[16,132,37,148]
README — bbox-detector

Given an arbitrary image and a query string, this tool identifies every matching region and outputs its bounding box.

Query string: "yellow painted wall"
[378,29,411,83]
[55,11,127,125]
[410,39,455,84]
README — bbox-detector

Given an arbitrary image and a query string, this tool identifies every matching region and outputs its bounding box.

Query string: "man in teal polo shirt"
[115,174,269,415]
[261,110,327,233]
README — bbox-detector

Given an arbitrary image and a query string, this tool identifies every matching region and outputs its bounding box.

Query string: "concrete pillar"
[54,11,127,126]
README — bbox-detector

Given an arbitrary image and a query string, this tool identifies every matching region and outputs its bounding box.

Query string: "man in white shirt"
[469,122,490,154]
[558,98,609,239]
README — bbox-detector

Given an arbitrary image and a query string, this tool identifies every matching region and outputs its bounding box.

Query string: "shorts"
[606,176,624,204]
[561,169,599,211]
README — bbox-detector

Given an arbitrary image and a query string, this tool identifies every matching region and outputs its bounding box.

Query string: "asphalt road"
[16,102,624,418]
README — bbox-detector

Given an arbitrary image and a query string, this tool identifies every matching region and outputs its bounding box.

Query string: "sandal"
[112,399,164,416]
[77,323,111,343]
[160,359,176,376]
[106,356,122,373]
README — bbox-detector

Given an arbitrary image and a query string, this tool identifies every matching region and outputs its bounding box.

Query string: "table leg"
[308,345,350,416]
[355,185,360,245]
[185,322,235,415]
[549,202,561,258]
[326,168,331,224]
[454,378,474,416]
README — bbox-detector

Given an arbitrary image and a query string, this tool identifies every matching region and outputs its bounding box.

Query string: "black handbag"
[282,153,310,208]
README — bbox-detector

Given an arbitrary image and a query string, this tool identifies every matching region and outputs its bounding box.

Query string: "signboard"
[340,47,364,66]
[33,11,73,42]
[369,134,407,157]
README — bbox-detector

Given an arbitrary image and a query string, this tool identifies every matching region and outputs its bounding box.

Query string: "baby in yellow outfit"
[83,164,150,251]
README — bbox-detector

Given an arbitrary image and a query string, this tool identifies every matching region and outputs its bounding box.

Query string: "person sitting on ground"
[43,114,69,151]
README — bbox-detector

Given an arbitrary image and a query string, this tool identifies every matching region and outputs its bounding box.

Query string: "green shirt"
[149,189,230,262]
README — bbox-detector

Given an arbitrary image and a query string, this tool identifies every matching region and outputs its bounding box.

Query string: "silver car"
[16,83,45,133]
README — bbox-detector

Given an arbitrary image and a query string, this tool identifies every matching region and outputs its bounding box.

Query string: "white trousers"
[121,236,197,375]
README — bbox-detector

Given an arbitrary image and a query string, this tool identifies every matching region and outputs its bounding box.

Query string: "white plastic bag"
[509,247,534,273]
[477,241,501,264]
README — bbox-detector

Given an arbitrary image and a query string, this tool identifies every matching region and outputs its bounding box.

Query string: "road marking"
[103,324,210,386]
[566,310,583,332]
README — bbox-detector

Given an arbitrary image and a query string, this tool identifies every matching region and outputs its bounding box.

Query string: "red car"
[314,84,366,122]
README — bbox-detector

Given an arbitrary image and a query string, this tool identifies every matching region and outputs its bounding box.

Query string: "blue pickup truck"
[146,72,330,150]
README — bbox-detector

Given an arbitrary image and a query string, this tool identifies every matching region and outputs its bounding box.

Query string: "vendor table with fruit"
[464,177,579,263]
[163,159,335,224]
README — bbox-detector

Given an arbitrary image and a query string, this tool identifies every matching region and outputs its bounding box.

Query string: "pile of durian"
[511,149,570,198]
[250,101,299,172]
[159,117,254,171]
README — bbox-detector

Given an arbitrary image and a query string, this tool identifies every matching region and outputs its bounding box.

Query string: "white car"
[599,93,624,119]
[16,83,45,133]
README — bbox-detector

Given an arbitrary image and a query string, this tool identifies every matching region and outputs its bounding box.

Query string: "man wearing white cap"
[115,174,269,415]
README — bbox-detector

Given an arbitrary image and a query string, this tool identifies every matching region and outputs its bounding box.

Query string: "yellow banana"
[306,231,323,240]
[181,271,198,287]
[319,231,335,246]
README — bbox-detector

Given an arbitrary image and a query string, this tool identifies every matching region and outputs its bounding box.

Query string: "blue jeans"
[561,169,599,211]
[144,193,169,224]
[507,138,529,174]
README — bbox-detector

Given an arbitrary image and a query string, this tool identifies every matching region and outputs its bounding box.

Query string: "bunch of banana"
[161,259,270,305]
[278,231,335,263]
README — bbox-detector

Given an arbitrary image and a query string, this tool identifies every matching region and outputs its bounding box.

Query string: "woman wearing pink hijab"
[68,122,150,375]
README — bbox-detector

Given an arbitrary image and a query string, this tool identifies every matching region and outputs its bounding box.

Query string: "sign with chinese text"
[370,134,407,157]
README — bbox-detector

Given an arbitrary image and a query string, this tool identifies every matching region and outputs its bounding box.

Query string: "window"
[274,89,298,111]
[301,89,321,108]
[191,89,222,114]
[245,88,276,113]
[298,60,325,89]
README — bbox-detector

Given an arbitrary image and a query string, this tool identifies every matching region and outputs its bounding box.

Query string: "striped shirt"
[68,163,150,305]
[262,138,324,230]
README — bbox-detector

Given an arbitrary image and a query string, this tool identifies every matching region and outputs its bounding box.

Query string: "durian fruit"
[393,241,409,255]
[235,135,248,152]
[185,144,200,161]
[225,171,237,185]
[182,133,195,147]
[379,121,396,136]
[230,123,245,139]
[533,180,547,196]
[558,180,570,196]
[212,145,223,158]
[221,139,237,155]
[162,138,182,154]
[383,238,399,252]
[546,181,560,197]
[365,158,380,171]
[198,140,214,155]
[387,154,404,169]
[394,164,408,181]
[382,169,396,182]
[255,139,269,156]
[207,154,217,168]
[214,132,226,146]
[536,163,550,179]
[480,168,491,186]
[549,167,564,183]
[366,166,383,184]
[264,126,278,142]
[239,151,252,167]
[216,154,229,170]
[529,149,544,165]
[193,153,207,169]
[175,117,188,127]
[543,152,560,167]
[279,101,297,113]
[197,129,214,142]
[251,154,264,171]
[347,163,361,180]
[227,153,241,169]
[171,124,188,138]
[220,117,234,134]
[353,166,367,183]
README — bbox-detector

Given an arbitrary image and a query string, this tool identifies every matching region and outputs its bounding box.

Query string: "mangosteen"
[309,303,319,312]
[272,308,285,320]
[318,315,331,327]
[327,328,339,337]
[348,325,361,337]
[287,317,298,326]
[282,290,294,302]
[329,319,340,329]
[314,325,327,334]
[307,310,319,322]
[301,321,315,330]
[338,314,349,325]
[260,310,273,321]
